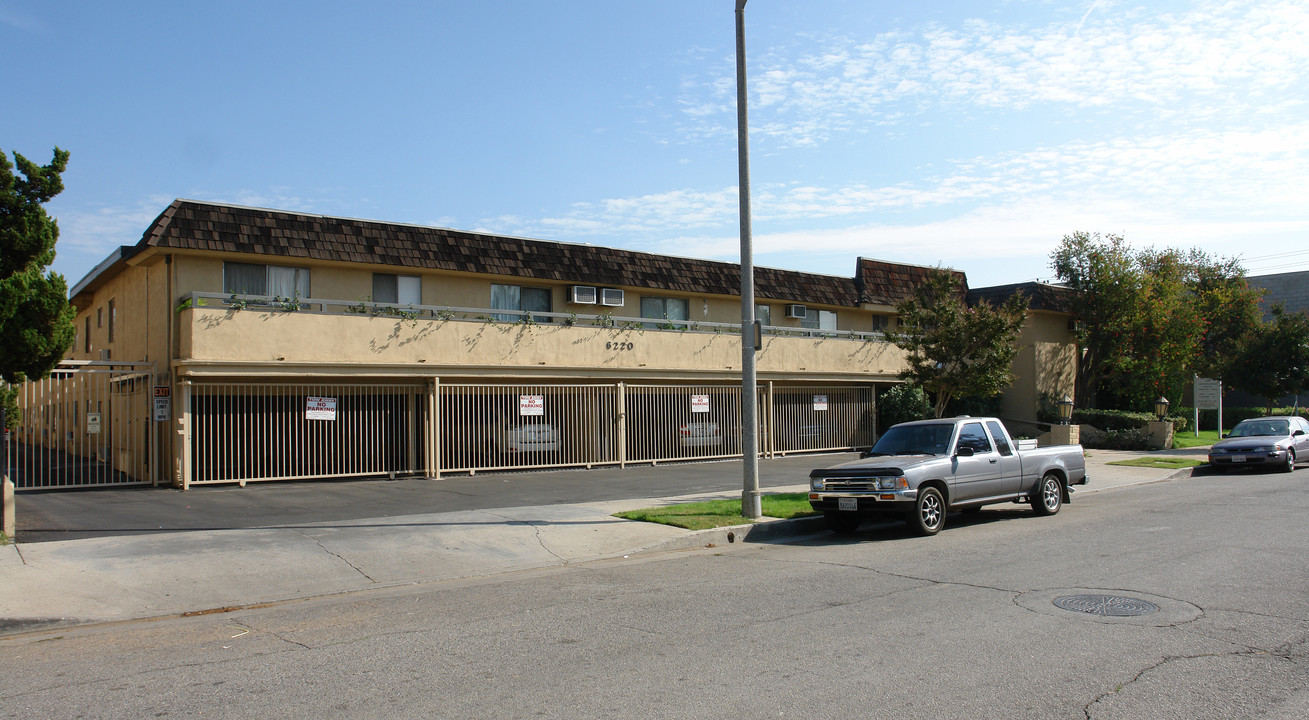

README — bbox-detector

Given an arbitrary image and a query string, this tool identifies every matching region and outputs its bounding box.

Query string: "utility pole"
[735,0,761,519]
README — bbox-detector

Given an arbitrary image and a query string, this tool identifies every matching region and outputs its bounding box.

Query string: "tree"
[1187,250,1264,380]
[893,268,1029,418]
[1,146,76,428]
[1050,232,1141,408]
[1226,305,1309,414]
[1050,232,1262,411]
[1111,247,1206,408]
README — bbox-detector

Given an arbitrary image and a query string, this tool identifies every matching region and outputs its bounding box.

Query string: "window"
[801,309,837,331]
[107,299,116,343]
[985,420,1013,456]
[97,307,103,328]
[491,284,552,322]
[640,296,689,328]
[223,262,310,299]
[956,422,993,454]
[755,304,771,327]
[373,274,421,305]
[84,316,91,353]
[871,315,890,333]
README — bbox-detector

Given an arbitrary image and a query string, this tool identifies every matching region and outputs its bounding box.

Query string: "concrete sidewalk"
[0,447,1209,633]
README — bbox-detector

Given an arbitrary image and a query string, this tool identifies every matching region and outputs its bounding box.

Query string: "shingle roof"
[967,282,1072,312]
[135,200,866,307]
[855,258,966,306]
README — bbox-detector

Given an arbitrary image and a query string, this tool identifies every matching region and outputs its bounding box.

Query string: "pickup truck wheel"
[823,511,862,535]
[1031,473,1062,516]
[907,486,945,536]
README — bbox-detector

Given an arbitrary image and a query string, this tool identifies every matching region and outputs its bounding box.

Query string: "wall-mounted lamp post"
[1154,396,1171,421]
[1058,395,1074,426]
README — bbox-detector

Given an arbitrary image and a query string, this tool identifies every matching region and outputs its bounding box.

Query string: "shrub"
[1086,427,1153,451]
[879,384,931,428]
[1181,406,1309,430]
[946,394,1002,419]
[1071,408,1156,431]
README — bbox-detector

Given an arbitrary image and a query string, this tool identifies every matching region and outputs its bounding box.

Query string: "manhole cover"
[1052,594,1160,617]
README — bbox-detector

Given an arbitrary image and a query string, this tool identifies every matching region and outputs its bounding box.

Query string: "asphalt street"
[1,465,1304,720]
[14,453,855,543]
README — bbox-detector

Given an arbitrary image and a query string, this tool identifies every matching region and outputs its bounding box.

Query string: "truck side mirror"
[955,446,974,457]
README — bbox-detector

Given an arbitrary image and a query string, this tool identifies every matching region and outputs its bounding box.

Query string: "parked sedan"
[1207,416,1309,473]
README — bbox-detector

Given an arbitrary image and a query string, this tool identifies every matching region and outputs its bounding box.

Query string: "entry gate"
[4,361,158,489]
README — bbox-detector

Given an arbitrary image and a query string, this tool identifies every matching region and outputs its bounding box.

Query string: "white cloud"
[678,0,1309,146]
[50,196,174,281]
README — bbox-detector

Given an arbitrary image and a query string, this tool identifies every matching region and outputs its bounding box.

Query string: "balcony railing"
[180,291,890,342]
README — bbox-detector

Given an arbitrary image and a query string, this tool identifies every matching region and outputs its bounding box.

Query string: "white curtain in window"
[397,275,421,305]
[491,284,520,322]
[268,266,309,299]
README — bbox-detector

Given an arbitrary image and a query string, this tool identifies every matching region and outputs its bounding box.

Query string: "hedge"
[1172,406,1308,430]
[1070,408,1191,434]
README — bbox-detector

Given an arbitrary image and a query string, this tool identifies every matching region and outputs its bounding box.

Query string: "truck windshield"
[867,423,953,456]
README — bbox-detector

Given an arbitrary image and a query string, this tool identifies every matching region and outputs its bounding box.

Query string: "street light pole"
[735,0,762,519]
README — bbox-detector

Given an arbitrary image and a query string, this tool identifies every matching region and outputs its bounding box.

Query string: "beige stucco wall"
[178,307,908,381]
[160,252,874,333]
[69,259,171,366]
[1001,310,1078,419]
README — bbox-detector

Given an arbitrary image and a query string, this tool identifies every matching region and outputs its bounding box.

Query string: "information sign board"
[1194,378,1221,410]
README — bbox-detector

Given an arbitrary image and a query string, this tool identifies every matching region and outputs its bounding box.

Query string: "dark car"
[1207,416,1309,473]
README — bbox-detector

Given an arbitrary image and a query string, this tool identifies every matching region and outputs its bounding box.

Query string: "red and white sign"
[305,396,338,421]
[813,394,829,411]
[691,395,710,413]
[519,394,545,417]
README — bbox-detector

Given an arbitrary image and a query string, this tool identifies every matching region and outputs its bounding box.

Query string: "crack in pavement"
[483,512,568,564]
[1083,641,1305,719]
[759,553,1023,596]
[291,528,376,583]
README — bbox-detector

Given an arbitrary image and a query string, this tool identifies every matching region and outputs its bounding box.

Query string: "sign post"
[1193,376,1222,437]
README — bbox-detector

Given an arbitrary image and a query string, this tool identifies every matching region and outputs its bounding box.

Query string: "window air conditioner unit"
[600,288,625,307]
[786,304,808,319]
[569,286,597,304]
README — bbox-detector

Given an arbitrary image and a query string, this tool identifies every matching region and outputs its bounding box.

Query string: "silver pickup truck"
[808,416,1087,536]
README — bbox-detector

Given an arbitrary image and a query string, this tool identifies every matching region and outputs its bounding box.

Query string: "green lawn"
[614,492,818,531]
[1173,429,1222,449]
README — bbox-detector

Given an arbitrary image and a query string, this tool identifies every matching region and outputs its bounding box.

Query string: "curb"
[627,515,829,556]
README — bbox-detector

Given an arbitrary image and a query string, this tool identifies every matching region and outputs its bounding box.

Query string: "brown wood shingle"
[133,200,1072,311]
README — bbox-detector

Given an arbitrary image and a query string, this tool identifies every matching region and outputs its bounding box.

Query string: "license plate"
[838,498,858,512]
[1231,456,1246,463]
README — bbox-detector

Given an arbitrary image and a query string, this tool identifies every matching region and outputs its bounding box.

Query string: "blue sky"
[5,0,1307,290]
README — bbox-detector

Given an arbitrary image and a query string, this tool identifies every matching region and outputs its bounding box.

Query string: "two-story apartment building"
[15,199,1075,490]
